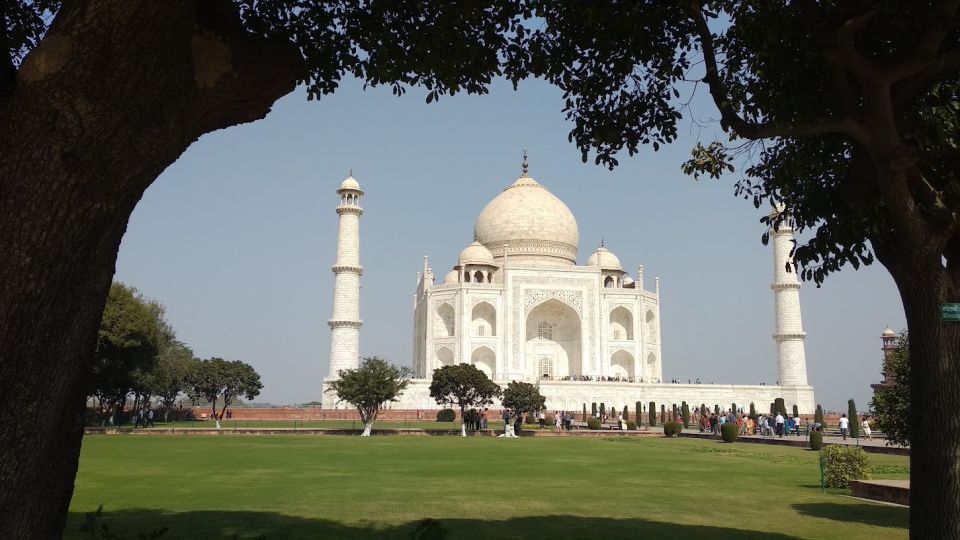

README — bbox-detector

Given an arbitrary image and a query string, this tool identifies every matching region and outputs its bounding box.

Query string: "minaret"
[770,206,809,386]
[327,173,363,378]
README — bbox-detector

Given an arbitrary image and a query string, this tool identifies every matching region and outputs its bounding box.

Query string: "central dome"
[474,175,579,266]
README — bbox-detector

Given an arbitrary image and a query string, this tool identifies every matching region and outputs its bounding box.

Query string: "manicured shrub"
[700,404,706,417]
[436,409,456,422]
[681,402,690,428]
[720,423,739,443]
[848,399,860,438]
[822,445,870,488]
[775,398,787,417]
[660,404,666,423]
[749,402,756,419]
[815,404,824,425]
[714,404,720,415]
[626,420,637,430]
[769,402,775,415]
[622,405,629,421]
[648,401,656,427]
[731,403,737,416]
[544,415,554,427]
[663,420,682,437]
[636,401,642,424]
[600,403,606,418]
[792,404,799,418]
[524,413,537,424]
[587,418,602,430]
[583,404,588,422]
[809,431,823,450]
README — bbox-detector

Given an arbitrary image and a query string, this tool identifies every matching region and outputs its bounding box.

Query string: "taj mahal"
[321,156,816,414]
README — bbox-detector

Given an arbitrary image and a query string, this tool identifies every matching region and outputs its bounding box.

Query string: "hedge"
[626,420,637,430]
[848,399,860,438]
[587,418,602,430]
[636,401,642,424]
[809,431,823,450]
[822,445,870,488]
[660,404,666,423]
[622,405,629,421]
[749,402,756,419]
[775,398,787,417]
[436,409,456,422]
[681,402,690,428]
[662,421,682,437]
[814,404,824,425]
[720,423,739,443]
[648,401,656,426]
[591,402,597,418]
[583,404,588,422]
[792,404,799,418]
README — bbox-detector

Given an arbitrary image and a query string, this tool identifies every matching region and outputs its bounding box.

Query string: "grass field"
[66,435,909,540]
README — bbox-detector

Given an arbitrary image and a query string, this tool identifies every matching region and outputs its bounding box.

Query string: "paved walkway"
[680,428,909,454]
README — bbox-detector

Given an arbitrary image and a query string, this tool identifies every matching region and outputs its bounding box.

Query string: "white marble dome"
[459,240,495,266]
[474,175,579,265]
[882,327,896,337]
[339,176,361,191]
[444,270,459,284]
[587,246,622,271]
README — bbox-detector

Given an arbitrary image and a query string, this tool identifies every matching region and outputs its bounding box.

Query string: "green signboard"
[942,303,960,322]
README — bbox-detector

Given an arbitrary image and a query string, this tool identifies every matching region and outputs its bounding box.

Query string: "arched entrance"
[610,350,635,379]
[471,346,495,378]
[525,298,582,379]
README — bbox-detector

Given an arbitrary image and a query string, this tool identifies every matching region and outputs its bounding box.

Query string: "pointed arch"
[436,303,455,337]
[526,298,582,379]
[471,301,496,337]
[610,350,634,379]
[471,346,495,378]
[609,307,633,340]
[436,346,455,367]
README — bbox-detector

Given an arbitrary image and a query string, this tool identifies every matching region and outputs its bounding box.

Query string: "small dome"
[444,270,459,284]
[339,176,361,191]
[882,327,896,337]
[587,246,622,271]
[622,275,635,285]
[459,240,495,267]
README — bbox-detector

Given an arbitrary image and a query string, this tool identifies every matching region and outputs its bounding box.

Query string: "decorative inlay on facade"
[524,289,583,315]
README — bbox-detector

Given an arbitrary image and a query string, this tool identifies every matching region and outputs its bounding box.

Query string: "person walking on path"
[839,414,850,440]
[146,407,155,428]
[861,416,873,440]
[775,412,785,438]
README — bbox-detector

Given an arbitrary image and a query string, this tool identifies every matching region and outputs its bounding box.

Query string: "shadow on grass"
[66,510,804,540]
[792,503,908,529]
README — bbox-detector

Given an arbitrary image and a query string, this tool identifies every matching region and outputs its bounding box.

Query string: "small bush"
[544,414,554,426]
[681,402,690,428]
[648,401,656,426]
[814,404,824,424]
[524,413,537,424]
[626,420,637,430]
[822,445,870,488]
[809,431,823,450]
[720,423,739,443]
[436,409,456,422]
[587,418,602,430]
[663,420,682,437]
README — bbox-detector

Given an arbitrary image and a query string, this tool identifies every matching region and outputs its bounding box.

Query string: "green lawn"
[66,435,909,540]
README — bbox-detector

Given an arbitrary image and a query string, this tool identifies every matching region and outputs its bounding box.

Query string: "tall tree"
[187,358,262,429]
[501,381,546,432]
[429,364,502,437]
[326,357,411,436]
[516,3,960,535]
[151,342,198,422]
[871,331,911,447]
[0,2,525,535]
[88,283,162,426]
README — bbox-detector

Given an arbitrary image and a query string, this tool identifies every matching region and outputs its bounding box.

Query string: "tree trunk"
[881,246,960,539]
[0,2,302,537]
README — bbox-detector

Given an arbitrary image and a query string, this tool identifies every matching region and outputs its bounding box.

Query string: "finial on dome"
[600,237,605,248]
[521,148,529,177]
[348,168,352,177]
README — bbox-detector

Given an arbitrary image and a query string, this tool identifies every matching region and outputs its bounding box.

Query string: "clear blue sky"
[114,77,906,412]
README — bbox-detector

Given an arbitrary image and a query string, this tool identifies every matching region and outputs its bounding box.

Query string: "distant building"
[321,156,815,413]
[871,327,899,393]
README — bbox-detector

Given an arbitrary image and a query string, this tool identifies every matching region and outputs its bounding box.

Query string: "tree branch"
[879,0,960,83]
[893,46,960,105]
[832,5,880,81]
[686,1,865,143]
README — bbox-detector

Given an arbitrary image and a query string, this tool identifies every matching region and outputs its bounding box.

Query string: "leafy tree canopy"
[501,381,546,416]
[871,331,911,447]
[326,357,411,434]
[429,364,502,413]
[187,357,262,422]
